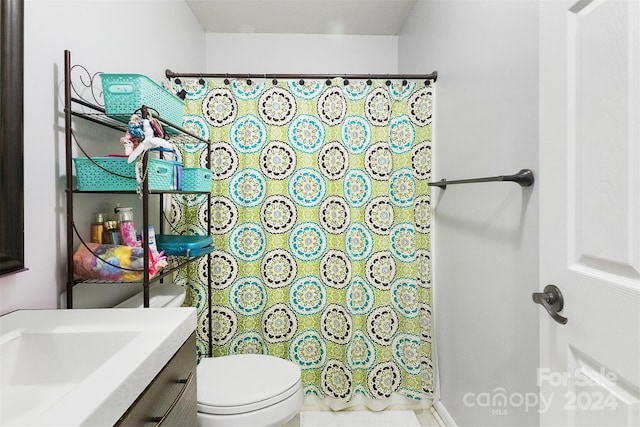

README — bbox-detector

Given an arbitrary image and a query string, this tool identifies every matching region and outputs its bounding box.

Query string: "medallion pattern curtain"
[170,78,434,402]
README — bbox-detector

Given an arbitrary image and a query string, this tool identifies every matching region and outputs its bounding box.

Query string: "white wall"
[0,7,398,315]
[399,1,540,426]
[0,0,205,315]
[205,33,398,74]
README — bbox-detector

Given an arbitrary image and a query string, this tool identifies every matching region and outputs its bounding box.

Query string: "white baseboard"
[432,401,458,427]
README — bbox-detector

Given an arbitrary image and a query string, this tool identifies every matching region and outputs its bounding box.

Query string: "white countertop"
[0,307,196,426]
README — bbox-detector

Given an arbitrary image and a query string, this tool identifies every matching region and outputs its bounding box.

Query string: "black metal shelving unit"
[63,49,212,309]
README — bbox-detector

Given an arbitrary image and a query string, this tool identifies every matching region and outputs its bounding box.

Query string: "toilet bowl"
[196,353,303,427]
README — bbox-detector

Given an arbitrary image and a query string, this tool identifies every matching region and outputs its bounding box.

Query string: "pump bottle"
[90,213,104,244]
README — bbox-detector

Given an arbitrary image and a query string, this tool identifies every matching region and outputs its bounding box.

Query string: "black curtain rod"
[165,69,438,83]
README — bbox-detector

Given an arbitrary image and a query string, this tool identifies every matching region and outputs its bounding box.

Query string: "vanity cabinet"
[63,49,212,308]
[116,333,197,426]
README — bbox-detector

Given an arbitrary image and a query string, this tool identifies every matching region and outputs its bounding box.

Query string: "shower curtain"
[170,77,434,408]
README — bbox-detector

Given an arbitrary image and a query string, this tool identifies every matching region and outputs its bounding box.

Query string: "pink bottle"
[116,207,138,247]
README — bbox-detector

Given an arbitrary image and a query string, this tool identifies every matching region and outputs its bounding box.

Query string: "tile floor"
[283,408,442,427]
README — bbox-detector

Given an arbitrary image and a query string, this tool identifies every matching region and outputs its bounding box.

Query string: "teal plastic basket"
[182,167,212,192]
[74,157,180,191]
[148,159,181,191]
[155,234,214,256]
[101,73,185,127]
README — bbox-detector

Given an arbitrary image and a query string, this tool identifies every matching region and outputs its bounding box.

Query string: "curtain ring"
[224,74,229,85]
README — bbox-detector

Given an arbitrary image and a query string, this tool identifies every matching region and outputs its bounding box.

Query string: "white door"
[539,0,640,425]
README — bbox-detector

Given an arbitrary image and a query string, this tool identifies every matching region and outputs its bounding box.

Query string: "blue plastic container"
[156,234,214,257]
[101,73,185,127]
[182,168,212,192]
[73,157,179,191]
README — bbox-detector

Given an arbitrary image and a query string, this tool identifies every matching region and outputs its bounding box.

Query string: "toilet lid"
[197,354,302,415]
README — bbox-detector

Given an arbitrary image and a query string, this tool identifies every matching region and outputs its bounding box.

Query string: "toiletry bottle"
[148,225,159,257]
[116,207,138,247]
[90,213,104,244]
[103,220,120,245]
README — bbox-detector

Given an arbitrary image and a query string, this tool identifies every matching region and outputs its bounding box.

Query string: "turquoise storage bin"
[73,157,179,191]
[148,160,182,191]
[156,234,214,256]
[182,167,212,192]
[100,73,185,127]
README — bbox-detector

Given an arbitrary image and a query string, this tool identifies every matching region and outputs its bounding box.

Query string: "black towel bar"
[428,169,534,189]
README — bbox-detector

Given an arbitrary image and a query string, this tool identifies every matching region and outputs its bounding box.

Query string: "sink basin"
[0,308,196,426]
[1,330,139,424]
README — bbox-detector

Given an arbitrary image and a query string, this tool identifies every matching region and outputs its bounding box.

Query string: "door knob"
[532,284,568,325]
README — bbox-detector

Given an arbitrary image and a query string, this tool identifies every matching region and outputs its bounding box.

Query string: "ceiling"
[185,0,417,35]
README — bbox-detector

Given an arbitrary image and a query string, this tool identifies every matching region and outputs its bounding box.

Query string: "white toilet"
[115,285,303,427]
[196,353,303,427]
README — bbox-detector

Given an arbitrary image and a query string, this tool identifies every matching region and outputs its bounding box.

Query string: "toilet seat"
[197,354,302,416]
